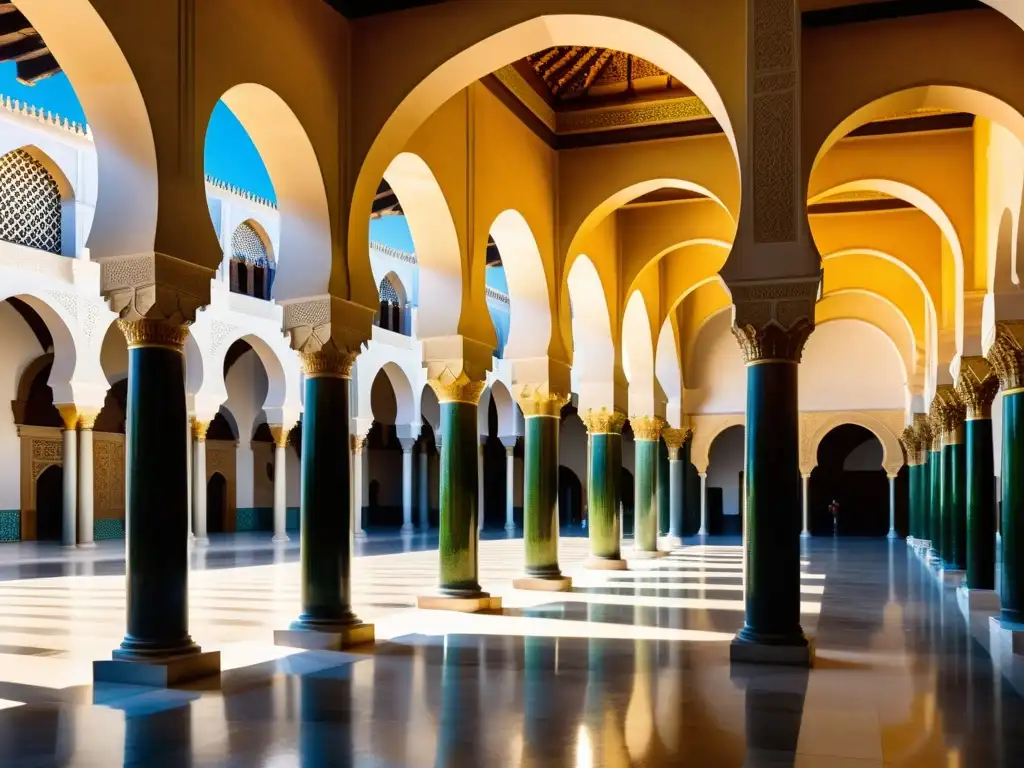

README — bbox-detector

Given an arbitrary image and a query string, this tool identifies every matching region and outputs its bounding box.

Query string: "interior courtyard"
[0,0,1021,764]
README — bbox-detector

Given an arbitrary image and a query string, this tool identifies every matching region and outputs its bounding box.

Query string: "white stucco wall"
[686,311,746,414]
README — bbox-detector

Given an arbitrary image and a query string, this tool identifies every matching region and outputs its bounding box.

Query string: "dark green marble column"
[909,463,920,541]
[928,427,943,563]
[1001,387,1024,624]
[658,437,670,536]
[277,349,373,649]
[631,417,663,557]
[583,409,627,569]
[418,378,495,610]
[919,450,931,546]
[966,412,996,590]
[732,350,809,665]
[95,319,219,686]
[946,420,967,572]
[900,426,919,542]
[515,394,570,590]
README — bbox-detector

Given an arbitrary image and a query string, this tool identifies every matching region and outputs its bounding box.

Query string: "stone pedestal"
[274,623,374,651]
[939,568,966,587]
[583,555,629,571]
[990,615,1024,657]
[513,575,572,592]
[730,636,815,667]
[417,594,502,613]
[957,585,1001,622]
[94,650,221,688]
[629,548,668,560]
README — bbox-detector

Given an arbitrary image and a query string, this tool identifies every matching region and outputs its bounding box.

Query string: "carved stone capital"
[932,385,965,444]
[912,414,932,463]
[98,251,212,325]
[985,321,1024,392]
[899,425,919,466]
[729,276,820,364]
[78,408,101,430]
[281,295,374,359]
[192,418,210,442]
[423,334,492,405]
[351,434,367,455]
[299,346,358,380]
[428,371,487,406]
[582,408,626,436]
[57,404,78,432]
[630,416,664,442]
[268,425,290,449]
[662,427,688,455]
[514,383,569,418]
[117,318,190,351]
[955,356,999,420]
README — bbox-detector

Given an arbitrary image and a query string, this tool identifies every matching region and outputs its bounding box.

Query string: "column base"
[800,531,811,539]
[957,586,1000,621]
[628,548,668,560]
[887,529,900,540]
[513,575,573,592]
[354,531,367,541]
[504,523,517,533]
[696,529,708,537]
[94,650,220,688]
[730,630,814,667]
[416,593,501,613]
[193,537,209,547]
[659,535,683,549]
[400,524,415,534]
[271,534,290,544]
[274,622,375,651]
[61,544,77,551]
[77,542,97,550]
[990,615,1024,656]
[583,555,629,571]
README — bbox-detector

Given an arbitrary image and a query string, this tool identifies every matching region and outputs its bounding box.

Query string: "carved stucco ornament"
[630,416,664,442]
[899,425,920,467]
[955,356,999,420]
[985,321,1024,392]
[515,383,569,418]
[912,414,932,464]
[582,408,626,436]
[730,276,820,364]
[282,295,375,377]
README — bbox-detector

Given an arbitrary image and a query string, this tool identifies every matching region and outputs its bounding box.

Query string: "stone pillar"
[477,438,486,533]
[77,409,99,549]
[418,441,430,529]
[192,419,209,546]
[937,386,967,572]
[94,318,219,686]
[729,281,817,667]
[582,408,627,570]
[514,389,571,590]
[657,436,670,536]
[275,347,373,650]
[502,437,517,533]
[352,434,367,540]
[269,425,290,543]
[662,428,689,548]
[57,405,78,548]
[957,357,998,591]
[800,474,810,538]
[698,472,709,536]
[630,416,665,558]
[417,372,497,611]
[900,425,920,544]
[887,475,898,539]
[986,322,1024,624]
[927,406,944,564]
[399,437,415,533]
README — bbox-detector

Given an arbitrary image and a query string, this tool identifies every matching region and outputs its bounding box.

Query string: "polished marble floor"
[0,533,1017,766]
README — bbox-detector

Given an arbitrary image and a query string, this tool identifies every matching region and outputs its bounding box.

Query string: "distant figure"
[829,499,840,536]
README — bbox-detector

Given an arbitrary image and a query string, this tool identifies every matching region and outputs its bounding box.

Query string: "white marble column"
[887,474,899,539]
[77,410,98,549]
[192,419,209,546]
[186,415,193,540]
[270,425,290,543]
[477,438,486,532]
[399,437,415,533]
[501,437,517,532]
[667,457,683,546]
[698,471,708,536]
[352,434,367,539]
[801,473,811,538]
[58,406,77,548]
[418,442,430,529]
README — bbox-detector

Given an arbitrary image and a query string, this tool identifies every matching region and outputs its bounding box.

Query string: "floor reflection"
[0,537,1018,764]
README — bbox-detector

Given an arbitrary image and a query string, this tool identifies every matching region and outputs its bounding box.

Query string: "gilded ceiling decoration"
[525,47,683,102]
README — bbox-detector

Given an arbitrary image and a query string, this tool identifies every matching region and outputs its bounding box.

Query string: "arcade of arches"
[0,1,1023,749]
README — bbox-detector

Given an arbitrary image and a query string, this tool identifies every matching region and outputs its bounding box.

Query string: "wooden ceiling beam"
[16,51,59,84]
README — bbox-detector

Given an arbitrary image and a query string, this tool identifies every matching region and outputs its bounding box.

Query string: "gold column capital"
[428,370,486,405]
[986,320,1024,392]
[933,385,965,445]
[514,383,569,418]
[351,434,367,454]
[630,415,664,442]
[299,344,358,379]
[899,425,920,466]
[78,408,101,430]
[57,405,78,432]
[192,418,210,442]
[268,424,290,449]
[956,355,999,420]
[582,407,626,436]
[728,276,819,365]
[662,427,688,454]
[912,414,932,464]
[117,318,189,351]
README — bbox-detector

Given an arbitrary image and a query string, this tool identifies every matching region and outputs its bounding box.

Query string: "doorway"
[558,466,582,527]
[207,473,227,534]
[35,465,63,541]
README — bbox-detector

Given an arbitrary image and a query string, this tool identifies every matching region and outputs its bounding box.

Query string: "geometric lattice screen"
[0,149,61,254]
[230,221,269,266]
[379,276,400,303]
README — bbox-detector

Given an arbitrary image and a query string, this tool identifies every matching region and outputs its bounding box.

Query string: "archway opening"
[206,472,228,536]
[365,367,401,529]
[707,425,744,536]
[377,272,409,335]
[558,465,582,529]
[34,463,61,542]
[810,424,889,537]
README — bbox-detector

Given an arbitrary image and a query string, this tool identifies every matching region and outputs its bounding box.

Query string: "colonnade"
[51,406,103,551]
[902,337,1023,634]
